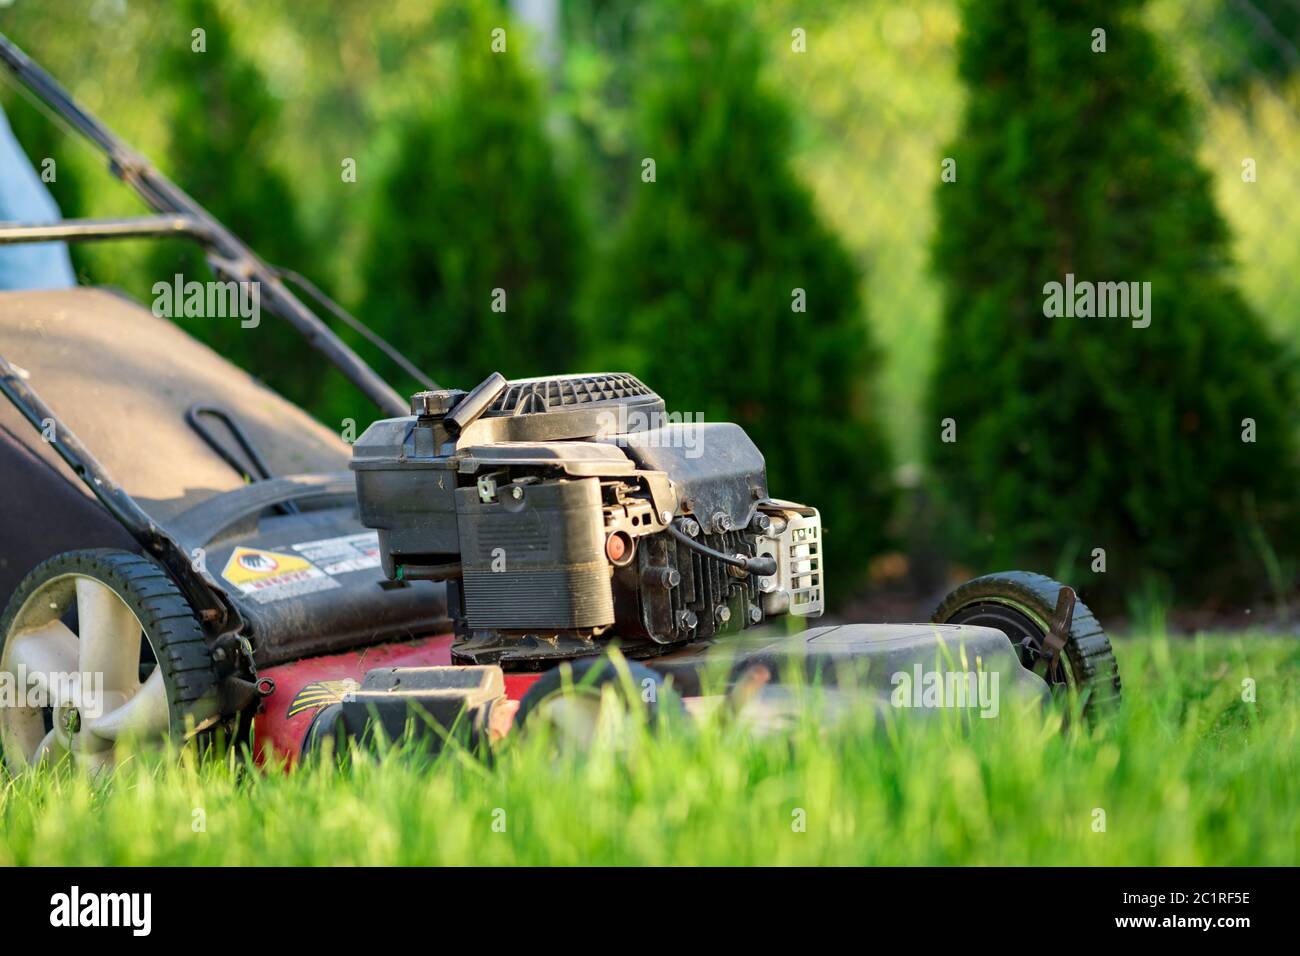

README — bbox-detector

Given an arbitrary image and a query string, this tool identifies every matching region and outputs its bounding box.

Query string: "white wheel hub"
[0,573,171,772]
[531,688,635,753]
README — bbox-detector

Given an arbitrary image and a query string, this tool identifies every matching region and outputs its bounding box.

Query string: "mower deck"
[254,622,1049,762]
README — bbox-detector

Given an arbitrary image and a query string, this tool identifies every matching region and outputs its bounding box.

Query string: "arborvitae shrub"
[582,0,894,596]
[357,2,587,399]
[147,0,328,415]
[928,0,1300,602]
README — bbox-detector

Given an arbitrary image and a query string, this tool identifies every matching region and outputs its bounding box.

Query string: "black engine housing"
[351,373,822,666]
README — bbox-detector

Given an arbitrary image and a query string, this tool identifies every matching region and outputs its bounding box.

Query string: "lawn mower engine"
[351,372,823,667]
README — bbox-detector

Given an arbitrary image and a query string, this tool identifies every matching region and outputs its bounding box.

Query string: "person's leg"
[0,103,76,290]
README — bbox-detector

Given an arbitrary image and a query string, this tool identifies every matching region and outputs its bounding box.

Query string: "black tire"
[0,548,220,753]
[931,571,1121,719]
[514,657,682,733]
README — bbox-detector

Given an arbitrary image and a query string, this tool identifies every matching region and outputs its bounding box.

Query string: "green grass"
[0,634,1295,866]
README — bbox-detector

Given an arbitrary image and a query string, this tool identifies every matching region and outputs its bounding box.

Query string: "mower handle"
[0,32,409,418]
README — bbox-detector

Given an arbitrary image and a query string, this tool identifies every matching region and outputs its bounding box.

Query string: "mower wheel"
[931,571,1121,719]
[514,657,682,749]
[0,549,220,773]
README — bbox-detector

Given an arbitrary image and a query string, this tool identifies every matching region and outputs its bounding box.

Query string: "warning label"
[291,531,382,576]
[221,546,339,604]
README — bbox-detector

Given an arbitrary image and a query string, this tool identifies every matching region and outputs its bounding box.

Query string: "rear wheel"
[0,549,220,773]
[931,571,1121,719]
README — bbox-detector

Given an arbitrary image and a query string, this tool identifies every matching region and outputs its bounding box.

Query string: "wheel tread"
[0,549,221,759]
[931,570,1122,718]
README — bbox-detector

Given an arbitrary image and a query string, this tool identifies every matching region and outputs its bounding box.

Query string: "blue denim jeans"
[0,103,76,290]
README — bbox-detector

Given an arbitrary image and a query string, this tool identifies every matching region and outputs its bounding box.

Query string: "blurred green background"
[2,0,1298,618]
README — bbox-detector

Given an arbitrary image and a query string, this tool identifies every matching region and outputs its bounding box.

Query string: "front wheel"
[514,656,682,752]
[931,571,1121,720]
[0,549,220,773]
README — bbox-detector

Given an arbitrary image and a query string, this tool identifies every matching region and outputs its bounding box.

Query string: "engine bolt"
[660,568,681,588]
[750,513,772,534]
[716,605,732,625]
[681,518,700,538]
[712,512,732,532]
[677,609,698,630]
[749,605,763,624]
[510,486,524,501]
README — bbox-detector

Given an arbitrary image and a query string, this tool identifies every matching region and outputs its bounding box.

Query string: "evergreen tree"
[1206,0,1300,94]
[357,1,588,394]
[148,0,325,413]
[582,0,894,595]
[928,0,1300,601]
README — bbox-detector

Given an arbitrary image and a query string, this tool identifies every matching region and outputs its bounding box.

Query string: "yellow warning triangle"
[221,546,314,586]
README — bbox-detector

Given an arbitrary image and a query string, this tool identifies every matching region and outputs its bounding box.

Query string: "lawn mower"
[0,34,1120,772]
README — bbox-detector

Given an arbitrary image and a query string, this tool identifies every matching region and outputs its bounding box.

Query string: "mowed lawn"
[0,634,1295,866]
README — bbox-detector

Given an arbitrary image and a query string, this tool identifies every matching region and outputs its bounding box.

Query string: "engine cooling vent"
[757,508,824,618]
[486,373,659,417]
[782,515,824,616]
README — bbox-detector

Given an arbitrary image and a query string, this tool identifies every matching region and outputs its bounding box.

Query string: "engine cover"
[458,477,614,630]
[351,373,822,666]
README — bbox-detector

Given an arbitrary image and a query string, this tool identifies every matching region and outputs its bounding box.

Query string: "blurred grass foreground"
[0,635,1295,865]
